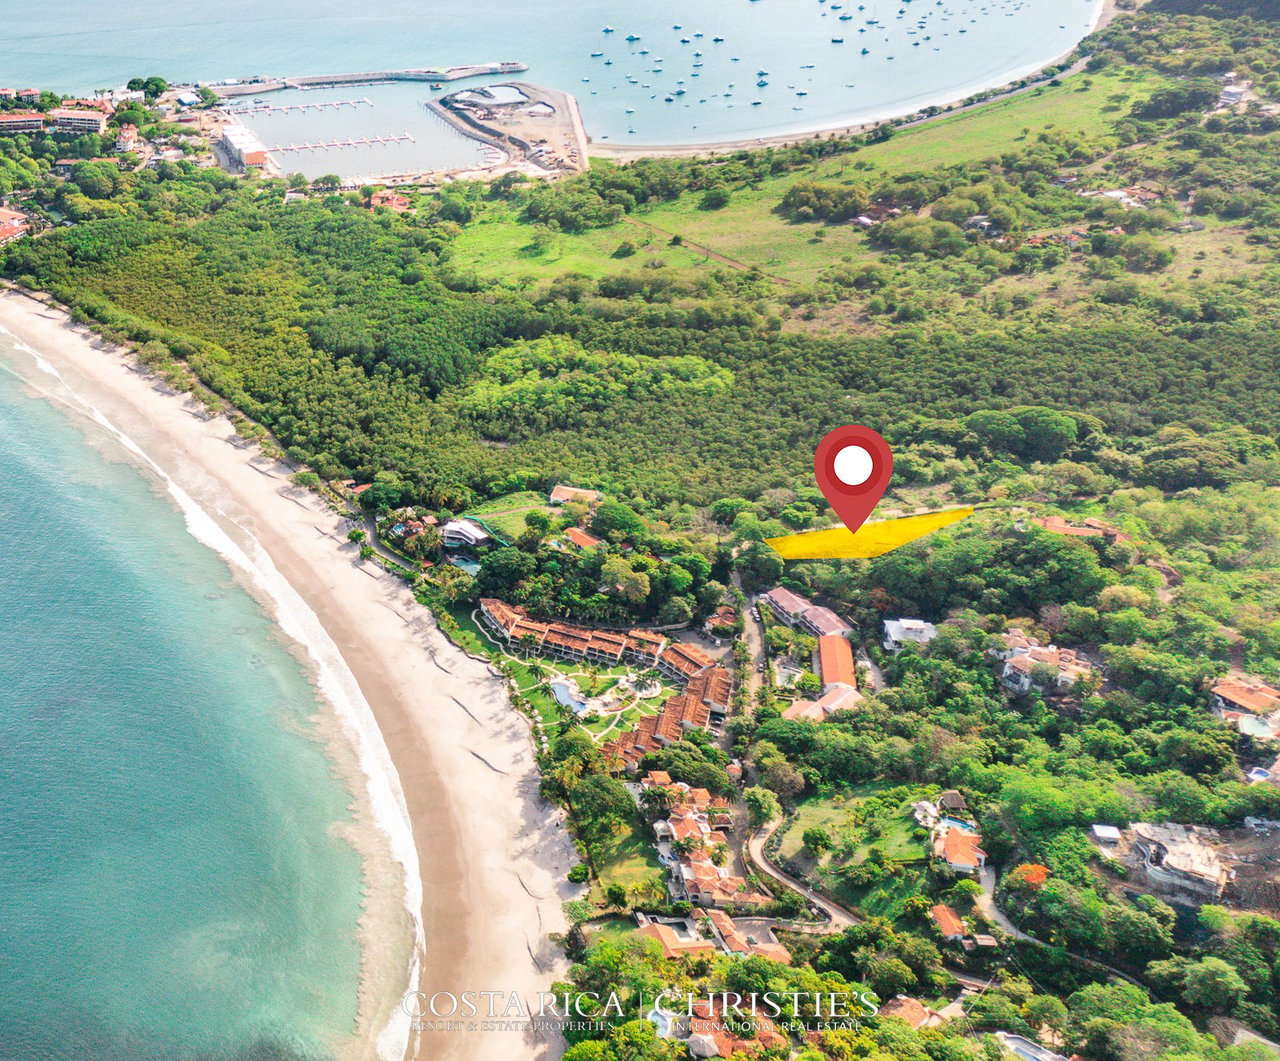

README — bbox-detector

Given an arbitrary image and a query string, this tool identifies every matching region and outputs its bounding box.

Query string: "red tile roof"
[1213,677,1280,715]
[930,903,965,937]
[818,635,857,688]
[763,586,812,617]
[639,922,716,959]
[550,484,602,505]
[565,526,604,549]
[659,641,714,678]
[937,830,986,869]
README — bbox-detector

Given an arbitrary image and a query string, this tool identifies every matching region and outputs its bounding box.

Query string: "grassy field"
[448,66,1161,286]
[776,789,932,921]
[591,829,666,905]
[463,490,557,541]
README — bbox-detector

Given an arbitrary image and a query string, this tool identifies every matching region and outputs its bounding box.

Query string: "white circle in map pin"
[833,444,874,487]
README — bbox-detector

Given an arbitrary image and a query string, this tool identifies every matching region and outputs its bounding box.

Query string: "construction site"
[432,81,589,175]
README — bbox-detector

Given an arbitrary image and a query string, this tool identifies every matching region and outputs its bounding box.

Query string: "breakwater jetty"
[209,62,528,98]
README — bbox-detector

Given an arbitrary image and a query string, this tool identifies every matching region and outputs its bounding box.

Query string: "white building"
[883,618,938,652]
[441,519,490,549]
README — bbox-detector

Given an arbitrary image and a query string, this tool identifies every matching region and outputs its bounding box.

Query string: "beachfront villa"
[479,597,718,682]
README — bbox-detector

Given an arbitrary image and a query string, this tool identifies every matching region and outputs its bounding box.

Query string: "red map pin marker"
[814,425,894,535]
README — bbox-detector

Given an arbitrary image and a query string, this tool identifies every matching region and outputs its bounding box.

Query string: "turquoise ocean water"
[0,335,378,1059]
[5,0,1102,159]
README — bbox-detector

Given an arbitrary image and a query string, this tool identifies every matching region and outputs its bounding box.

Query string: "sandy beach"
[0,287,579,1061]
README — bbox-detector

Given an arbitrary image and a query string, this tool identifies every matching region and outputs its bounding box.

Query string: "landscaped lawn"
[591,827,666,905]
[780,788,929,864]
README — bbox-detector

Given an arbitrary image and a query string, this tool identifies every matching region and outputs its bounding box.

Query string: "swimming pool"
[550,680,588,714]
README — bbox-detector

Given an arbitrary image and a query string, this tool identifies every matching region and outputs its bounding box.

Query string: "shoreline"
[0,288,579,1061]
[587,0,1124,160]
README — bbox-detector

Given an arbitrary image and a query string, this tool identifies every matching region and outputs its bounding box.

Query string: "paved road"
[747,819,856,929]
[978,865,1034,940]
[731,572,768,699]
[360,512,419,569]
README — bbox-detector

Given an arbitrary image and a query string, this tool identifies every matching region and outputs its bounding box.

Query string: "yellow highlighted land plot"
[765,507,974,560]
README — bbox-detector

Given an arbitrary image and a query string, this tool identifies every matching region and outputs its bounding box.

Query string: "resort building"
[761,586,852,636]
[48,108,108,134]
[817,634,857,688]
[441,519,490,549]
[783,632,861,722]
[883,618,938,652]
[761,586,814,625]
[625,628,667,667]
[938,789,967,812]
[16,89,40,102]
[657,641,715,683]
[0,207,30,246]
[797,605,853,638]
[1132,823,1228,899]
[0,112,46,134]
[219,123,270,169]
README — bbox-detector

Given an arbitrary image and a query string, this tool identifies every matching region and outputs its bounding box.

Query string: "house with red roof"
[933,827,987,874]
[930,903,966,940]
[564,525,605,550]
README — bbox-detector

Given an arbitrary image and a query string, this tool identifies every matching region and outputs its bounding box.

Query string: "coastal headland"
[0,288,581,1061]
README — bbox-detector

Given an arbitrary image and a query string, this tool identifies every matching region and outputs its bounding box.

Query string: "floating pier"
[271,133,416,152]
[232,97,372,115]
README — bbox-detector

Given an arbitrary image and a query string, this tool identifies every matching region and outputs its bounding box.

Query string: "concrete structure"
[995,1032,1069,1061]
[1092,824,1122,845]
[219,123,270,169]
[883,618,938,652]
[1132,823,1228,899]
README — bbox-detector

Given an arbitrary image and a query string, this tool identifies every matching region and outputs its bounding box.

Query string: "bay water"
[0,333,377,1060]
